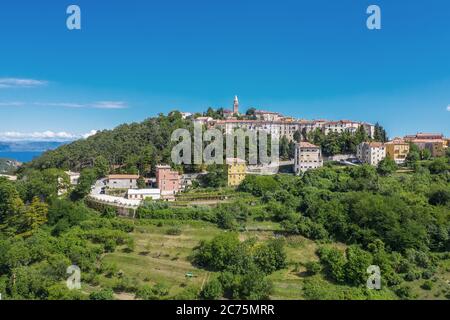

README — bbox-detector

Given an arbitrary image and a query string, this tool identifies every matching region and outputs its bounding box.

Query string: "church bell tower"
[233,95,239,114]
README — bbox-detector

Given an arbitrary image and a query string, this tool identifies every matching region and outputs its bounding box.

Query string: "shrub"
[201,278,223,300]
[136,283,169,300]
[194,233,240,271]
[166,226,182,236]
[421,280,433,291]
[89,288,114,300]
[305,261,322,275]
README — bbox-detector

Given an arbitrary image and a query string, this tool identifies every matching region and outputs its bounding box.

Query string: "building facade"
[254,110,283,122]
[107,174,139,189]
[210,118,374,142]
[65,171,80,185]
[127,189,161,200]
[193,97,375,142]
[156,165,182,199]
[294,142,323,174]
[385,139,410,164]
[226,158,246,187]
[404,133,448,157]
[356,142,386,166]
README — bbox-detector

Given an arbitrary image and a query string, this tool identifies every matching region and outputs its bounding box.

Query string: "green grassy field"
[99,218,336,300]
[100,220,221,298]
[98,218,449,300]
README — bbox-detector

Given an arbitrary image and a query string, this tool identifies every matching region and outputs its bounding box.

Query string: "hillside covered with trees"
[26,112,192,174]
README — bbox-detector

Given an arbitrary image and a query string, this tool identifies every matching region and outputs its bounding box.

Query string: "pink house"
[156,165,181,199]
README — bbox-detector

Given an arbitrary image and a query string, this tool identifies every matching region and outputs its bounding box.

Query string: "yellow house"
[385,139,410,164]
[226,158,246,187]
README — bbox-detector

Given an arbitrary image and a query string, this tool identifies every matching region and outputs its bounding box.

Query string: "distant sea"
[0,151,43,163]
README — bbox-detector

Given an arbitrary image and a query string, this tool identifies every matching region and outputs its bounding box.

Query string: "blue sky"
[0,0,449,140]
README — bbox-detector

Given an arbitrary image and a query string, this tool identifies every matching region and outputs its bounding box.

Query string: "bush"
[305,261,322,275]
[112,275,138,293]
[377,158,397,176]
[166,226,182,236]
[421,280,433,291]
[201,278,223,300]
[89,288,114,300]
[317,247,346,283]
[136,283,169,300]
[194,233,240,271]
[395,285,413,299]
[253,239,287,274]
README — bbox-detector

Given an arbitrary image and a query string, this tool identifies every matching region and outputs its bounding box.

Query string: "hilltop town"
[53,96,449,214]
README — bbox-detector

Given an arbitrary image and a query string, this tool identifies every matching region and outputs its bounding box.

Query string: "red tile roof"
[108,174,140,180]
[298,142,320,148]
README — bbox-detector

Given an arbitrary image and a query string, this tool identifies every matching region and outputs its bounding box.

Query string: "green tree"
[253,239,287,274]
[280,136,290,160]
[428,188,450,206]
[428,157,449,174]
[94,155,109,177]
[137,176,146,189]
[355,125,368,143]
[0,178,25,233]
[293,130,302,143]
[377,157,397,176]
[14,197,48,237]
[420,148,432,160]
[374,123,387,142]
[201,278,223,300]
[318,247,347,283]
[245,108,256,120]
[237,270,273,300]
[305,261,322,275]
[200,165,227,188]
[345,246,373,286]
[70,168,98,201]
[194,233,240,270]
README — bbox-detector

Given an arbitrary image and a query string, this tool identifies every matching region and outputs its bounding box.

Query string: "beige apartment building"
[294,142,323,174]
[356,142,386,166]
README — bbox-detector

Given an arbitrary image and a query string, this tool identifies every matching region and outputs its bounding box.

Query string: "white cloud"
[82,130,98,139]
[447,105,450,111]
[0,102,25,107]
[0,78,47,88]
[91,101,128,109]
[0,130,98,142]
[0,101,128,109]
[33,102,85,108]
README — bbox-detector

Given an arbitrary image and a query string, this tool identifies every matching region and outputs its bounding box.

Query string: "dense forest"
[26,112,192,174]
